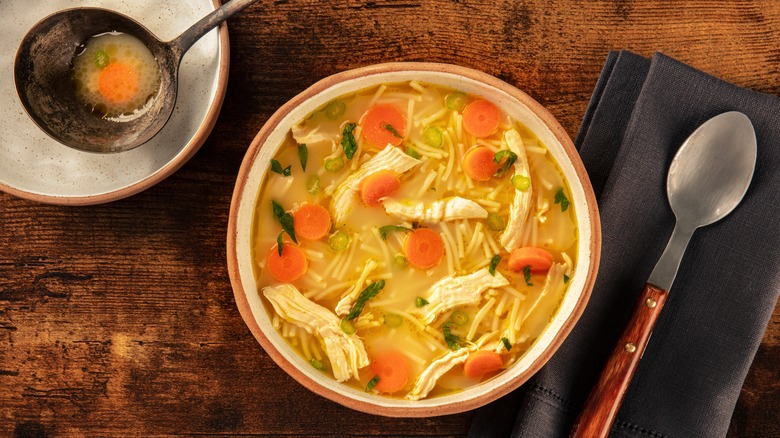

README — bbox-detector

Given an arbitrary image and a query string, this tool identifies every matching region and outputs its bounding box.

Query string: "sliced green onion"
[306,175,321,194]
[486,213,506,231]
[329,231,349,251]
[383,313,403,328]
[449,310,469,326]
[445,91,468,111]
[366,375,380,392]
[324,101,346,120]
[423,126,443,148]
[310,358,327,370]
[340,318,356,335]
[325,157,345,172]
[393,254,408,269]
[94,50,109,68]
[511,175,531,191]
[415,297,429,308]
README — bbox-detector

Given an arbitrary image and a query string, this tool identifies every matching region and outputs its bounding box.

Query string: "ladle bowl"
[14,0,257,153]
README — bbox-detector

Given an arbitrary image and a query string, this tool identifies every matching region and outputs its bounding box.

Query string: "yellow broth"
[251,81,578,399]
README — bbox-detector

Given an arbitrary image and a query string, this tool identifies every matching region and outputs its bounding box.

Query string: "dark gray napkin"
[470,51,780,438]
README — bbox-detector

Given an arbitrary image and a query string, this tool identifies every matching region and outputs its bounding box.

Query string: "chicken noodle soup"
[251,81,578,400]
[72,32,161,119]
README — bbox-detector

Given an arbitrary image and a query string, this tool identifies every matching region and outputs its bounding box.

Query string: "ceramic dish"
[227,63,601,417]
[0,0,228,205]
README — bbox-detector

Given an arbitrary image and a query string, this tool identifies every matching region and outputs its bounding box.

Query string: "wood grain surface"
[2,0,779,436]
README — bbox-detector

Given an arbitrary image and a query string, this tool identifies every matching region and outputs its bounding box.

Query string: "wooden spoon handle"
[571,283,668,438]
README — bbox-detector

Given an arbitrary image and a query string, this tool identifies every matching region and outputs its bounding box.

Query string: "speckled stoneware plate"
[227,63,601,417]
[0,0,228,205]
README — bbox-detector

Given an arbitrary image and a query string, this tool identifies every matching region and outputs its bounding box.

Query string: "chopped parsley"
[554,188,570,212]
[488,255,501,276]
[378,225,413,241]
[501,337,512,351]
[276,232,284,256]
[564,274,570,284]
[523,265,533,286]
[366,375,380,392]
[297,144,308,171]
[272,200,297,244]
[443,322,462,351]
[493,150,518,177]
[382,123,402,138]
[346,280,385,321]
[270,159,291,176]
[341,123,358,159]
[415,297,429,308]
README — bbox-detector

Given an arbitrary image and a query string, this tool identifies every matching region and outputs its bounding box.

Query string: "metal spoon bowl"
[14,0,257,153]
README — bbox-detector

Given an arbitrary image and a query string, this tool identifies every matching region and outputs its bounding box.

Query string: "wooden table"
[2,1,778,436]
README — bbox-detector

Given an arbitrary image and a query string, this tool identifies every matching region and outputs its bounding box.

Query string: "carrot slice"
[98,62,139,105]
[266,242,308,282]
[362,105,406,148]
[370,351,410,394]
[463,146,500,182]
[360,170,401,206]
[463,350,503,379]
[507,247,554,274]
[293,203,332,240]
[404,228,445,269]
[463,99,500,138]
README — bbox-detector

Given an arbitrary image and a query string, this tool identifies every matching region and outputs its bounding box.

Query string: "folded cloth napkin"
[470,50,780,438]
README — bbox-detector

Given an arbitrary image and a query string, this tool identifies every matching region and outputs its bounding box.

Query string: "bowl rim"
[0,0,229,206]
[227,62,601,417]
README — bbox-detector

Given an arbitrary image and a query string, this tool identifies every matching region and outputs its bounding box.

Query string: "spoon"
[14,0,259,153]
[571,111,757,437]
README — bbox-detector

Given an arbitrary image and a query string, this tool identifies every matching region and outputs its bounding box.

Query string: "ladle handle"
[170,0,259,57]
[570,283,668,438]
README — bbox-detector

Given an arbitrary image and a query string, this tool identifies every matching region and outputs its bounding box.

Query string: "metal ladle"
[14,0,258,153]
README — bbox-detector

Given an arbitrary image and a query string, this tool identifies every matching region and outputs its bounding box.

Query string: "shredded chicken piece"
[291,123,329,145]
[330,145,421,223]
[382,197,488,223]
[492,263,566,352]
[335,259,378,316]
[412,268,509,324]
[263,284,368,382]
[405,332,497,400]
[499,129,533,251]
